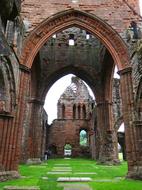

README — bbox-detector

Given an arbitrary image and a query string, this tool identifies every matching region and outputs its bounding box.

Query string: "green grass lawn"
[0,158,142,190]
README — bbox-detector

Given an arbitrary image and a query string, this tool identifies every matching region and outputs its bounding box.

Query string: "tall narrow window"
[78,105,81,119]
[64,144,72,157]
[73,104,76,119]
[80,130,87,146]
[62,104,65,119]
[82,104,86,119]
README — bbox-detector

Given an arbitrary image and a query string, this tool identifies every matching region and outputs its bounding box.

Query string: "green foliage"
[0,158,142,190]
[80,130,87,146]
[64,144,72,150]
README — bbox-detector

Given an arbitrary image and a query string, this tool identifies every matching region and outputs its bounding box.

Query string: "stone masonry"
[46,77,94,157]
[0,0,142,181]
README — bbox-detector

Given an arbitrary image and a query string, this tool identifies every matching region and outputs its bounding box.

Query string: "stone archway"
[21,9,129,70]
[17,9,141,179]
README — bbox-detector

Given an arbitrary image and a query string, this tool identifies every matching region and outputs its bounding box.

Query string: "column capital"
[19,64,31,73]
[117,66,132,76]
[28,98,44,105]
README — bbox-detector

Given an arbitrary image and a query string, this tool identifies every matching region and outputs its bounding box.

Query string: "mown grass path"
[0,158,142,190]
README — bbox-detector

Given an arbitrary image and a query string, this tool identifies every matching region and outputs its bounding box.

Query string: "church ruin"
[46,76,95,158]
[0,0,142,181]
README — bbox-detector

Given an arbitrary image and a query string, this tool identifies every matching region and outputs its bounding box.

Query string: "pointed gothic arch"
[21,9,130,71]
[17,9,141,178]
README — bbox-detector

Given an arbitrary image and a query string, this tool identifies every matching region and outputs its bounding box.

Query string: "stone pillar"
[13,65,31,169]
[89,130,96,159]
[119,67,142,179]
[27,99,44,163]
[0,114,14,170]
[133,120,142,178]
[41,121,47,160]
[0,65,31,180]
[96,100,119,164]
[0,114,20,181]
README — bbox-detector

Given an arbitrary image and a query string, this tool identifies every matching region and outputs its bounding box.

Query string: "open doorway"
[64,144,72,157]
[80,129,88,147]
[118,122,126,161]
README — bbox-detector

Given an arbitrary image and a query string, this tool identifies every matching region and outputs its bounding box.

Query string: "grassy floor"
[0,158,142,190]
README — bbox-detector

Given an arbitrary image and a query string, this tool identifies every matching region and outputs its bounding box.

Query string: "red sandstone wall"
[47,119,91,157]
[21,0,140,35]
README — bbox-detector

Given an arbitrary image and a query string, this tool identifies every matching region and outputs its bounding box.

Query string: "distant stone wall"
[47,119,91,157]
[130,40,142,97]
[46,77,94,157]
[112,78,122,129]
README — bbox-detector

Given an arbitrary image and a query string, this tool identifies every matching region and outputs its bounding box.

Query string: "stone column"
[27,99,44,164]
[13,65,31,168]
[89,129,96,159]
[0,114,14,170]
[96,100,119,164]
[133,120,142,178]
[119,67,142,179]
[0,65,31,180]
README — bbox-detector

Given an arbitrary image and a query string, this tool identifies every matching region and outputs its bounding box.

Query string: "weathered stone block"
[4,186,40,190]
[26,158,41,165]
[0,171,20,182]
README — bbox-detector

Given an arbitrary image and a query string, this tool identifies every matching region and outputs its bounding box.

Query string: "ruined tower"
[46,77,95,157]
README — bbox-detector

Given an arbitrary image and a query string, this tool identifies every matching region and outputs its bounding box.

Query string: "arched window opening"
[73,104,76,119]
[91,103,94,110]
[64,144,72,157]
[118,143,123,161]
[82,104,86,119]
[80,130,88,146]
[117,122,126,161]
[44,72,95,124]
[62,104,65,119]
[78,105,81,119]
